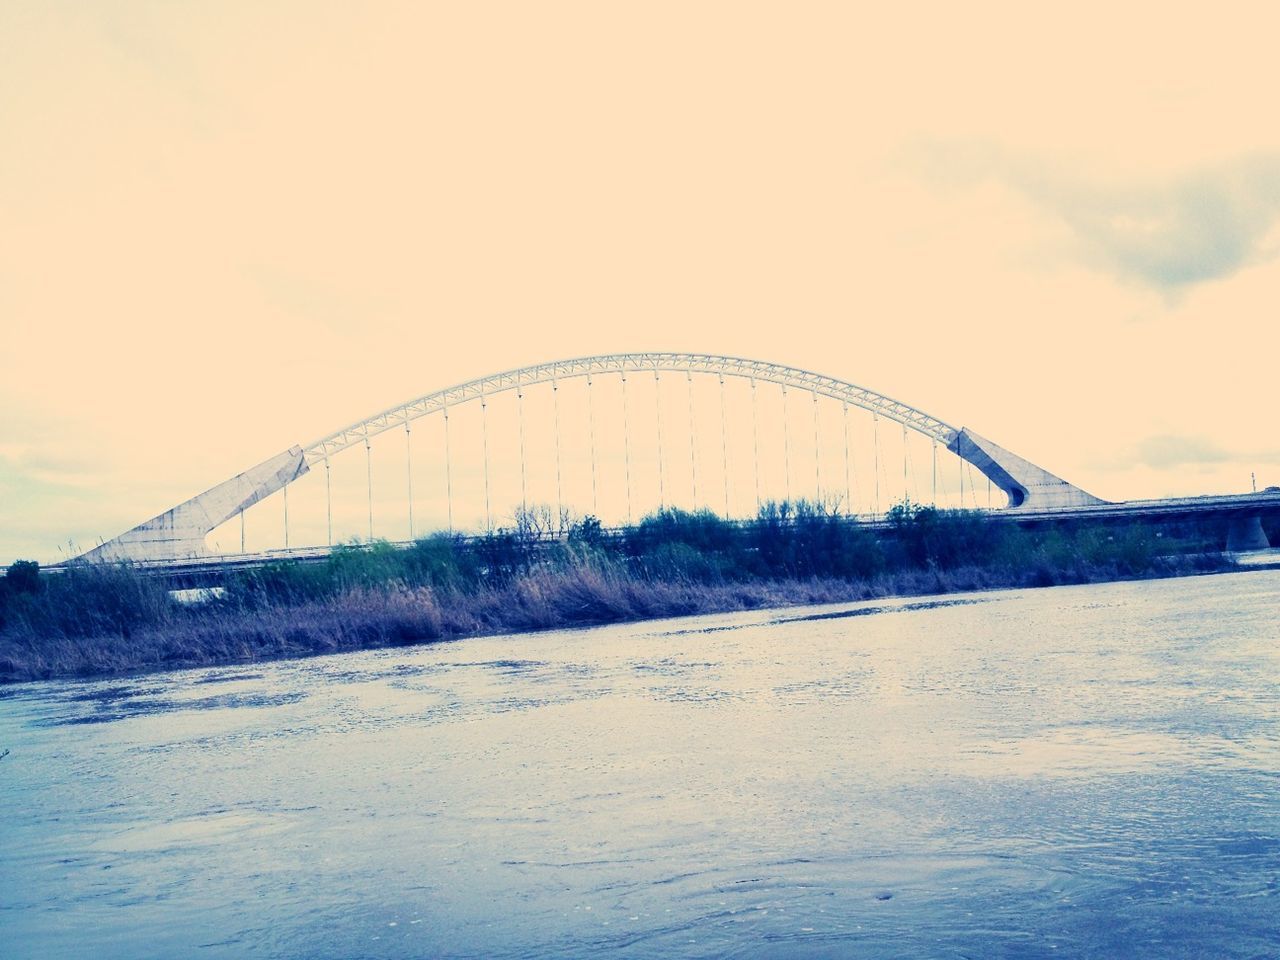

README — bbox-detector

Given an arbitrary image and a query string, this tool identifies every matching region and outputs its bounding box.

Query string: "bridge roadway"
[22,489,1278,580]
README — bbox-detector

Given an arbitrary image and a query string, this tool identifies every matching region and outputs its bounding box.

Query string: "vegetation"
[0,501,1240,683]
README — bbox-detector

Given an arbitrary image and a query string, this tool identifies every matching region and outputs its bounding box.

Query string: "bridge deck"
[17,490,1276,577]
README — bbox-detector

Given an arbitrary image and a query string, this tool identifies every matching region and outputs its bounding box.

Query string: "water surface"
[2,572,1278,958]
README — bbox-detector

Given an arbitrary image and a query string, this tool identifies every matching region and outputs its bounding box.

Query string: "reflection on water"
[2,572,1279,959]
[34,690,310,727]
[668,595,992,636]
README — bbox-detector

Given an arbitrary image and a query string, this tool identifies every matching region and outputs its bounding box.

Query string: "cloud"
[1116,434,1280,471]
[1047,159,1280,290]
[0,407,105,488]
[909,144,1280,292]
[1133,434,1232,469]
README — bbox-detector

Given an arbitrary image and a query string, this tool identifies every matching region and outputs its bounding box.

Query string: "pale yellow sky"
[3,3,1279,560]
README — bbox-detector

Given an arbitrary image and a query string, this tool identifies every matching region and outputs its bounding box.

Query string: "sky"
[3,2,1280,562]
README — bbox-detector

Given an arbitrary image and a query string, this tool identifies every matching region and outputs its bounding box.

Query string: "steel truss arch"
[76,352,1106,564]
[303,352,959,464]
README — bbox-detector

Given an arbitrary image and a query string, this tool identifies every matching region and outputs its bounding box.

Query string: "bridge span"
[52,352,1275,567]
[38,490,1277,581]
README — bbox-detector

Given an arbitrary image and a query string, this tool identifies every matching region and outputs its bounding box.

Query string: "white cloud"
[910,144,1280,292]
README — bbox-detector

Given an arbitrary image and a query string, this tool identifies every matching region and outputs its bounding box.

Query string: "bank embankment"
[0,503,1245,682]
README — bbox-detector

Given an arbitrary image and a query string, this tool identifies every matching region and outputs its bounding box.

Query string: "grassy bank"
[0,502,1238,683]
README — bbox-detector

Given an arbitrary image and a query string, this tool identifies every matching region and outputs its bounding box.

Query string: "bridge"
[65,352,1275,568]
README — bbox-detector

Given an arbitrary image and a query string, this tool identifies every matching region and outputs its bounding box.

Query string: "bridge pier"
[78,447,309,563]
[1226,514,1270,553]
[947,428,1105,511]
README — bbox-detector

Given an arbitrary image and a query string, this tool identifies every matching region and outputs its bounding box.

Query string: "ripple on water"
[2,571,1279,960]
[667,595,999,638]
[192,672,265,685]
[31,690,309,726]
[95,809,295,854]
[958,726,1278,779]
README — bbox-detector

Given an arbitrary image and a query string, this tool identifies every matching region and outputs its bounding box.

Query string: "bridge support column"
[1226,514,1270,553]
[79,447,309,563]
[948,428,1105,511]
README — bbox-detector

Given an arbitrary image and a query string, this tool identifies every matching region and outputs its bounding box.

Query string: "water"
[2,572,1278,959]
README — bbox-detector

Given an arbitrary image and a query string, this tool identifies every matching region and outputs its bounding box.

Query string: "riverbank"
[0,503,1249,682]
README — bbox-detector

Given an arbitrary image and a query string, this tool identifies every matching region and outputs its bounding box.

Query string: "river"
[2,571,1278,958]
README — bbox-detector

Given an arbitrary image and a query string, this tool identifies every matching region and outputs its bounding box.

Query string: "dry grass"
[0,548,1229,683]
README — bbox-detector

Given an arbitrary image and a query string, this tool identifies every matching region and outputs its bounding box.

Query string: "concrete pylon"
[79,447,309,563]
[948,428,1105,510]
[1226,515,1270,552]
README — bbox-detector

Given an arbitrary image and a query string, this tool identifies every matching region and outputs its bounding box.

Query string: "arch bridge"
[80,352,1109,564]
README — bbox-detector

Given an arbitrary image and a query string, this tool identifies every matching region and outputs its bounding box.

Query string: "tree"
[4,560,41,595]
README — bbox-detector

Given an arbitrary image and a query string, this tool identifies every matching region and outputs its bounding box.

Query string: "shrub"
[751,500,883,579]
[4,560,42,596]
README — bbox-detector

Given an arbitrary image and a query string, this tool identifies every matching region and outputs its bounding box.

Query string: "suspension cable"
[932,439,938,507]
[443,405,453,533]
[365,435,374,541]
[873,413,881,516]
[812,390,821,504]
[481,396,491,531]
[517,387,527,515]
[911,427,922,505]
[552,379,563,531]
[587,375,598,516]
[719,374,730,517]
[622,372,632,523]
[903,423,909,506]
[405,418,414,540]
[654,371,664,509]
[687,372,698,510]
[751,377,761,512]
[324,455,332,546]
[782,383,792,504]
[842,401,851,515]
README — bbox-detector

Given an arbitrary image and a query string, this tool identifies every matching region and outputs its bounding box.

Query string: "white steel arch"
[303,352,958,464]
[77,352,1104,563]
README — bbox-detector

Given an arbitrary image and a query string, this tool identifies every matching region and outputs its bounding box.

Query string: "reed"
[0,503,1233,682]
